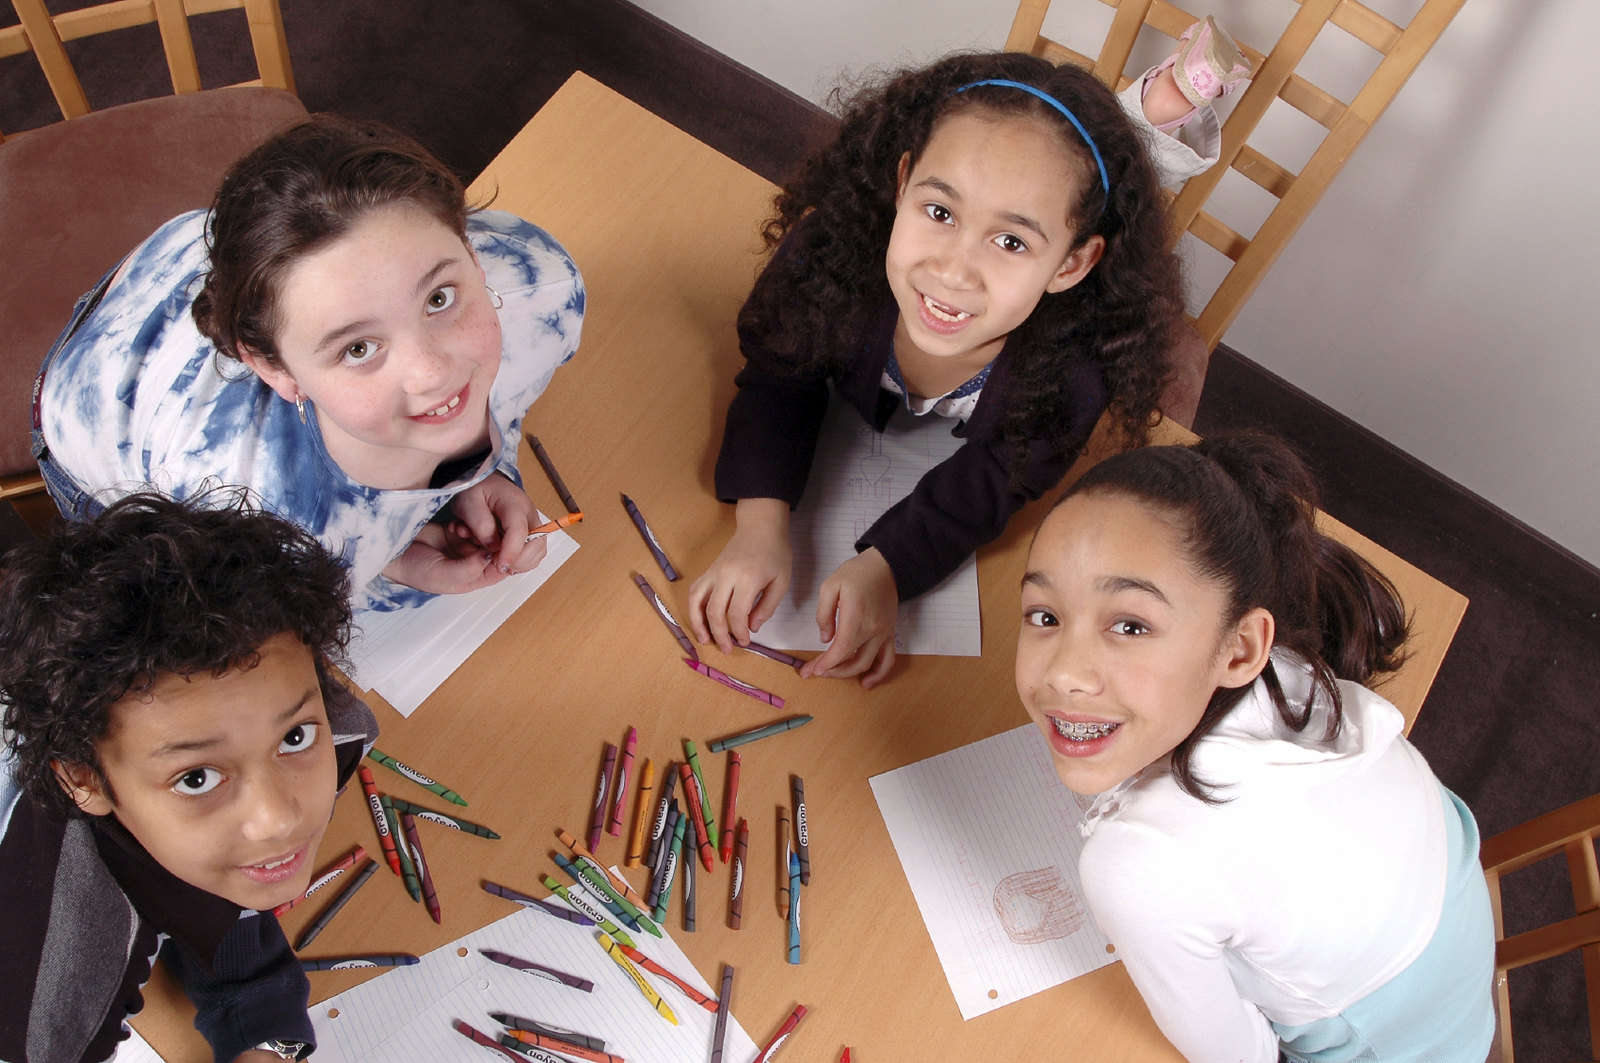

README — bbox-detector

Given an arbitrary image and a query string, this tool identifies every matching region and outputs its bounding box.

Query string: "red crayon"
[719,751,741,864]
[357,764,403,877]
[618,943,719,1013]
[504,1027,626,1063]
[588,742,618,851]
[273,844,366,917]
[452,1019,526,1062]
[753,1004,808,1063]
[677,762,716,873]
[608,726,637,836]
[400,812,442,924]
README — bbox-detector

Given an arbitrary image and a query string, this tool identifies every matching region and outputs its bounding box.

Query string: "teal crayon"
[553,851,641,932]
[647,803,679,909]
[384,796,499,839]
[707,715,814,753]
[540,874,635,948]
[367,748,468,806]
[652,813,688,923]
[682,739,717,852]
[787,850,802,964]
[380,794,422,903]
[565,848,661,939]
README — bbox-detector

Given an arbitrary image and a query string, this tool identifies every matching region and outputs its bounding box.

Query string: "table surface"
[132,72,1468,1062]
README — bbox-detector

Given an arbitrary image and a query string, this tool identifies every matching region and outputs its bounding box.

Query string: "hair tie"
[954,79,1111,202]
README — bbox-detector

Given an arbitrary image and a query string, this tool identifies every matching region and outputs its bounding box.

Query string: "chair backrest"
[1004,0,1467,353]
[0,0,293,141]
[1479,792,1600,1062]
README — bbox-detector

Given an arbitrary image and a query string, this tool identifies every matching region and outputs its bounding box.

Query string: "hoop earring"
[295,395,307,425]
[485,284,504,309]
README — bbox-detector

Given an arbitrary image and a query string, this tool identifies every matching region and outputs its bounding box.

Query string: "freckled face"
[265,202,503,490]
[81,633,339,910]
[885,109,1095,379]
[1015,492,1244,795]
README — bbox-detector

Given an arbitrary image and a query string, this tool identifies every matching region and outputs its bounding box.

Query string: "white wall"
[634,0,1600,567]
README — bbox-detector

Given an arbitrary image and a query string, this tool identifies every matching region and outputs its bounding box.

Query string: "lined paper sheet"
[309,904,755,1062]
[758,397,980,657]
[869,724,1113,1020]
[116,1027,166,1063]
[344,522,580,716]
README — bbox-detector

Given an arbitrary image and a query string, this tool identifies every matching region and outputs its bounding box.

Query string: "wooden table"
[133,73,1467,1061]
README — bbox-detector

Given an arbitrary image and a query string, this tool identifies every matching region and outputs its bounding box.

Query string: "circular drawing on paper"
[993,866,1085,944]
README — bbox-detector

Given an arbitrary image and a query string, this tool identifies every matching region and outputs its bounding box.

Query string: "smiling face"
[61,632,339,911]
[244,201,503,490]
[1015,491,1269,795]
[885,108,1104,378]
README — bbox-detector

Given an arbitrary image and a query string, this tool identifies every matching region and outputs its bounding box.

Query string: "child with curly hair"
[689,51,1184,687]
[0,491,378,1063]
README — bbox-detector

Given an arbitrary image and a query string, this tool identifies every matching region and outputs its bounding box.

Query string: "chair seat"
[0,86,308,480]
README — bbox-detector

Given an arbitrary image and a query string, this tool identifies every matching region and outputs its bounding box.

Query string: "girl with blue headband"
[689,53,1183,686]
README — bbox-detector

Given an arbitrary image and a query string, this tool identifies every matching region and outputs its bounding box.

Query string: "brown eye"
[425,285,457,313]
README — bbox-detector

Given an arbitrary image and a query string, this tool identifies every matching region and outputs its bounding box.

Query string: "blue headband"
[954,79,1111,202]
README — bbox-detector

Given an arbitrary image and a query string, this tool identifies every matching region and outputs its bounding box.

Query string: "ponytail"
[1059,431,1409,800]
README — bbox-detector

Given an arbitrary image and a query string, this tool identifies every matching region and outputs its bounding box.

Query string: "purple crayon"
[683,658,785,708]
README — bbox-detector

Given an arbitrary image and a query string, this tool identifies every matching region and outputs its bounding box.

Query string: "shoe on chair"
[1145,16,1252,133]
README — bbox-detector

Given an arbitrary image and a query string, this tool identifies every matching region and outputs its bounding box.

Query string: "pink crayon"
[682,658,785,709]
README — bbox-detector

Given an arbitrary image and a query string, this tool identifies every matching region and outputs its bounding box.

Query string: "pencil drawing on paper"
[992,866,1087,945]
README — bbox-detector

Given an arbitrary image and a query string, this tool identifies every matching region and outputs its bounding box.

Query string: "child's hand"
[381,523,506,594]
[688,498,792,653]
[446,472,550,576]
[802,548,898,689]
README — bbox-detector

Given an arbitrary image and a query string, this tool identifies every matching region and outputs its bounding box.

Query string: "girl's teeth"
[922,294,970,322]
[257,855,292,869]
[1052,718,1117,742]
[424,394,462,417]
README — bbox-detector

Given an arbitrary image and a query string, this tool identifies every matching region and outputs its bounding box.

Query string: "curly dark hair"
[1059,432,1410,801]
[740,51,1183,478]
[0,490,354,817]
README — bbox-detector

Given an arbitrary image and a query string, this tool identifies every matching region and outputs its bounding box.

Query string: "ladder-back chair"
[1480,791,1600,1062]
[1005,0,1468,355]
[0,0,304,507]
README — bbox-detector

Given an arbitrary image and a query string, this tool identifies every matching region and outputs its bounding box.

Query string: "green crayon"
[682,739,717,851]
[367,748,468,806]
[384,796,500,839]
[380,794,422,903]
[541,874,635,948]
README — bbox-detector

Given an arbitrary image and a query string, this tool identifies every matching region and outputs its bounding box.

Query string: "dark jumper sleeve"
[164,912,314,1062]
[713,319,833,507]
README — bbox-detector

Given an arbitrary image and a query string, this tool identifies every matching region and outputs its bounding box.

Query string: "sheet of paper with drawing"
[309,903,756,1062]
[759,397,981,657]
[869,724,1114,1020]
[343,521,580,716]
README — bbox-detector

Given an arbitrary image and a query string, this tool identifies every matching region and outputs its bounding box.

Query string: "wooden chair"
[0,0,304,509]
[1479,792,1600,1062]
[1004,0,1468,356]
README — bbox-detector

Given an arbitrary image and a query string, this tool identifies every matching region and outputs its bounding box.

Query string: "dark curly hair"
[0,490,354,817]
[1058,432,1410,801]
[741,52,1182,479]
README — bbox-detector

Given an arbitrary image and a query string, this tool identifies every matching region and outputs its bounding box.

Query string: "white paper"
[759,398,981,657]
[344,523,580,715]
[115,1027,166,1062]
[309,904,755,1062]
[869,724,1114,1020]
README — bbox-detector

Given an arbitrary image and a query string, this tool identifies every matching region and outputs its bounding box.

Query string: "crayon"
[541,874,634,948]
[792,774,811,885]
[453,1019,537,1063]
[711,964,735,1063]
[502,1029,623,1063]
[752,1004,809,1063]
[381,795,422,902]
[554,852,641,932]
[740,640,805,671]
[682,739,717,852]
[367,748,467,806]
[626,758,656,867]
[555,827,652,914]
[729,817,749,930]
[480,947,595,992]
[681,840,696,932]
[522,511,584,542]
[787,850,802,964]
[400,812,442,924]
[294,858,377,950]
[683,658,785,709]
[559,847,660,939]
[840,1051,852,1062]
[652,813,687,923]
[618,944,719,1014]
[594,931,677,1025]
[621,493,680,581]
[644,761,678,870]
[490,1012,605,1052]
[357,764,402,876]
[526,433,580,514]
[777,805,792,917]
[496,1032,569,1063]
[708,715,813,754]
[719,751,741,864]
[480,879,595,926]
[632,573,697,661]
[608,726,637,836]
[588,743,617,852]
[677,762,716,874]
[300,953,418,970]
[647,804,679,909]
[385,795,500,839]
[274,844,366,916]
